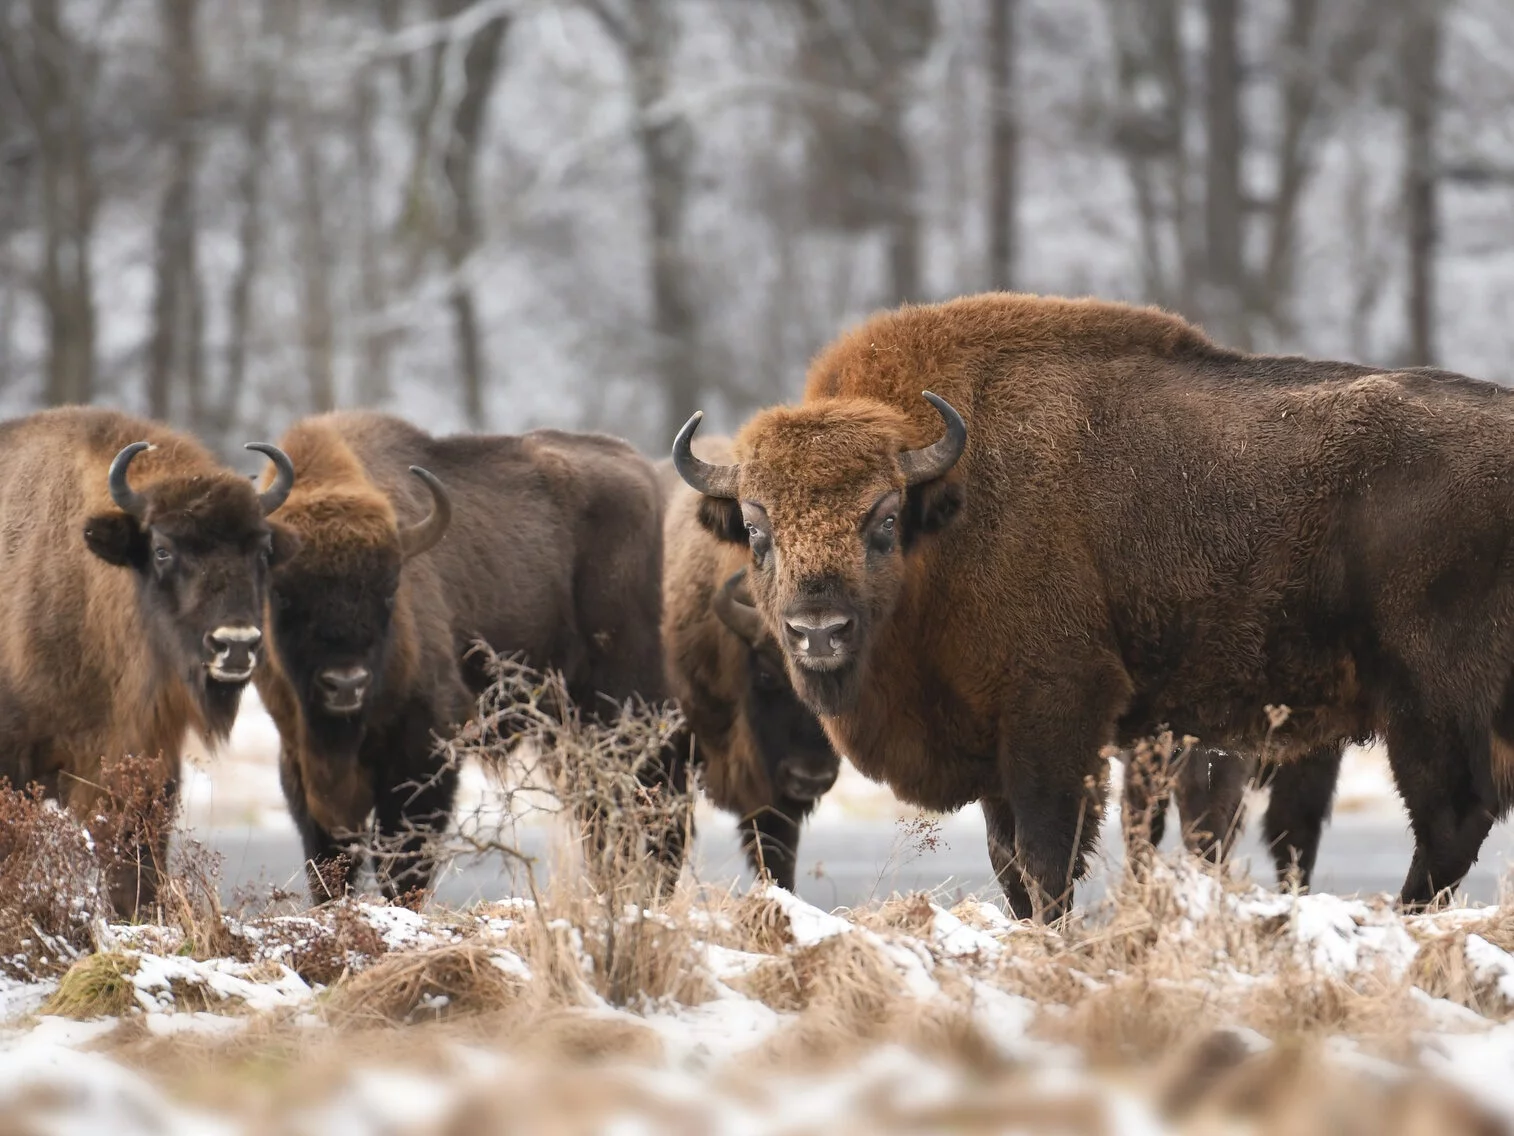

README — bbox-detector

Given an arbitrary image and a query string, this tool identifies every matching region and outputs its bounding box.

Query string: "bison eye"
[154,547,173,565]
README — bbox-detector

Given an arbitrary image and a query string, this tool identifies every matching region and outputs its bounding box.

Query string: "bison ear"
[83,513,148,568]
[268,523,302,568]
[901,479,964,550]
[696,495,747,545]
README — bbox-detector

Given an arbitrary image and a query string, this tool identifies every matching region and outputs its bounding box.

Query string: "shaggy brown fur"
[256,412,686,903]
[0,407,296,916]
[682,292,1514,919]
[659,445,840,891]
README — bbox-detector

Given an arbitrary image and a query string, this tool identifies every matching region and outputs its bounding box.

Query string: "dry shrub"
[44,950,138,1018]
[851,891,937,937]
[442,652,700,1008]
[230,902,389,987]
[324,943,525,1026]
[0,782,107,980]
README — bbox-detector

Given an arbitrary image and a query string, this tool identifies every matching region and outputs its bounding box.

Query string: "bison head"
[266,467,451,756]
[676,392,966,717]
[82,441,300,735]
[713,570,839,801]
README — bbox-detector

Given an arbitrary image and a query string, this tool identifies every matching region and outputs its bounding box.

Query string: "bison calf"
[256,412,685,904]
[662,444,840,891]
[0,407,296,917]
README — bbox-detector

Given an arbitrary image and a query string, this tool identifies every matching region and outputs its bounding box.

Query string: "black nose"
[317,666,371,712]
[204,626,262,680]
[778,760,839,801]
[782,610,854,660]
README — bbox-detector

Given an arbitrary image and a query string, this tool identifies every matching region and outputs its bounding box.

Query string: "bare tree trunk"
[986,0,1019,291]
[218,0,274,436]
[354,62,394,408]
[440,6,509,427]
[587,0,702,444]
[1402,0,1440,367]
[147,0,203,425]
[4,0,99,406]
[292,106,335,413]
[1203,0,1246,347]
[883,112,921,305]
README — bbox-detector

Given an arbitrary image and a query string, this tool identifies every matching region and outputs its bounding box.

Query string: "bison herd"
[9,291,1514,924]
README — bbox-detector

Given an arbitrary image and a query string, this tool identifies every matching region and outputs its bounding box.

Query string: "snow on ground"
[4,865,1514,1130]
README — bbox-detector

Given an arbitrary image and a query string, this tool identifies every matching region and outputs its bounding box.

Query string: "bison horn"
[246,443,296,515]
[399,466,452,560]
[672,412,741,499]
[107,441,154,519]
[713,569,765,645]
[896,391,967,486]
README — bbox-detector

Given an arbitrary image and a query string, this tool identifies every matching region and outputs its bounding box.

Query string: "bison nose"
[778,759,839,802]
[205,626,261,683]
[782,611,854,663]
[317,666,371,715]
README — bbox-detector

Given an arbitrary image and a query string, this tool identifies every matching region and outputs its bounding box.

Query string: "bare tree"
[584,0,702,443]
[146,0,205,425]
[0,0,99,406]
[789,0,937,306]
[1402,0,1442,367]
[439,0,510,428]
[987,0,1020,291]
[1203,0,1246,346]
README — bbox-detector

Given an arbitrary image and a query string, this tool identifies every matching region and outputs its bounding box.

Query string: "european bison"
[673,292,1514,920]
[0,407,296,916]
[1122,743,1343,890]
[661,442,840,891]
[255,411,684,902]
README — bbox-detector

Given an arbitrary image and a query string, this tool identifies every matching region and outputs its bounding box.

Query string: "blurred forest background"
[0,0,1507,454]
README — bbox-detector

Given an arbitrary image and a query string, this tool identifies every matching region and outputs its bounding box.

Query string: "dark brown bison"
[660,443,840,891]
[673,292,1514,920]
[0,406,296,916]
[255,412,685,903]
[1122,743,1343,890]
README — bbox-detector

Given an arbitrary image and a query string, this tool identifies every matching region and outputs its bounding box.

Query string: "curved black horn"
[107,441,153,519]
[896,391,967,486]
[399,466,452,560]
[672,412,741,499]
[712,570,765,645]
[246,443,296,515]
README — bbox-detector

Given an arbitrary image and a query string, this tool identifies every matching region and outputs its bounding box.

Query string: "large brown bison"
[673,292,1514,920]
[0,407,297,916]
[256,412,685,902]
[660,443,840,891]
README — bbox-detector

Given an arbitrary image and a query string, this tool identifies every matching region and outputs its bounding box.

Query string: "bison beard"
[674,292,1514,922]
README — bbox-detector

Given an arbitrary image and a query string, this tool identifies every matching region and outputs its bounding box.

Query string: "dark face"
[83,481,299,735]
[267,552,401,754]
[741,639,840,803]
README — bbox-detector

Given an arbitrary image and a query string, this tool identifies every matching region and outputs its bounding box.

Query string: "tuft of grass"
[45,950,139,1019]
[323,942,525,1027]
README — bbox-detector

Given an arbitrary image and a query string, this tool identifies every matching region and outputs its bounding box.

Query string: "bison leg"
[982,796,1034,921]
[371,744,459,907]
[740,801,807,893]
[1260,744,1343,890]
[104,774,179,920]
[1389,718,1496,909]
[1173,749,1253,866]
[278,744,362,902]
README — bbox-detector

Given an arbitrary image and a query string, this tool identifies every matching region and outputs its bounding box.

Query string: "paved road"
[201,805,1514,912]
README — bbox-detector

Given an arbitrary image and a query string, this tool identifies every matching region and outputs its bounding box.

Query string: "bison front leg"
[1259,744,1342,890]
[740,802,805,893]
[981,796,1034,921]
[373,753,459,908]
[278,745,362,903]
